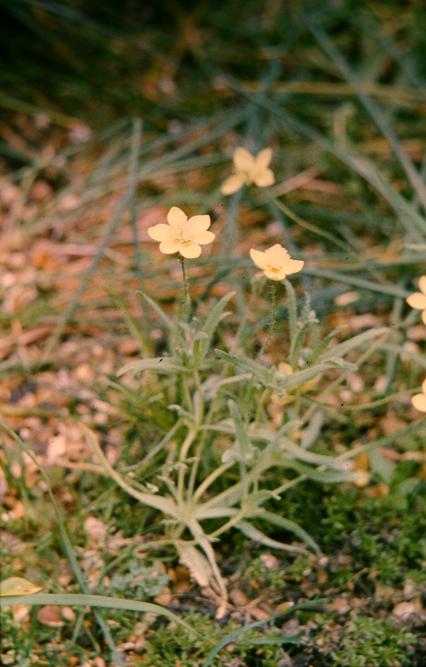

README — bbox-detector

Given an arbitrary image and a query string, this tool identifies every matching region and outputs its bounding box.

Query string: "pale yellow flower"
[221,147,274,195]
[411,378,426,413]
[250,244,304,281]
[147,206,215,259]
[406,276,426,325]
[352,454,370,488]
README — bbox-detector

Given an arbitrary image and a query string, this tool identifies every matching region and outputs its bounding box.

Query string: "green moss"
[243,555,287,593]
[276,482,426,587]
[332,616,417,667]
[144,613,289,667]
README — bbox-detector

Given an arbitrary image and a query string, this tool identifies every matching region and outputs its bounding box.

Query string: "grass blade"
[0,593,195,635]
[306,18,426,210]
[41,118,143,361]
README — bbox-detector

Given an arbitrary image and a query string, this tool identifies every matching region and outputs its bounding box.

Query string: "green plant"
[81,256,396,610]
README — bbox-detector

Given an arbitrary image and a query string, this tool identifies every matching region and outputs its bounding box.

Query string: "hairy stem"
[179,256,190,322]
[258,280,278,357]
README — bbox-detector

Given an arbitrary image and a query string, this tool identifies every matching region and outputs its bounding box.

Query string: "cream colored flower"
[250,244,304,281]
[221,147,274,195]
[352,454,370,488]
[147,206,215,259]
[411,378,426,413]
[406,276,426,325]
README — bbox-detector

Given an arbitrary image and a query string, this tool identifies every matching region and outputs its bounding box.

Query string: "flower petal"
[187,214,211,233]
[191,230,215,245]
[411,393,426,412]
[419,275,426,295]
[249,248,268,269]
[159,240,180,255]
[422,378,426,394]
[148,224,175,242]
[264,268,286,281]
[265,244,290,264]
[255,148,273,170]
[278,362,293,375]
[284,259,304,275]
[167,206,187,230]
[233,147,255,172]
[254,168,275,187]
[221,173,245,195]
[407,292,426,310]
[179,242,202,259]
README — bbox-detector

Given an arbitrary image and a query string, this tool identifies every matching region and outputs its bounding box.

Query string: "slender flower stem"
[270,280,277,333]
[258,280,278,357]
[179,256,190,322]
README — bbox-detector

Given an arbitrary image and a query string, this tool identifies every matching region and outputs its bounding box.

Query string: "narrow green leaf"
[201,291,235,342]
[289,321,311,368]
[215,349,272,385]
[228,400,252,460]
[117,357,187,377]
[138,290,174,331]
[109,290,152,355]
[0,593,195,635]
[369,449,395,484]
[319,327,388,362]
[273,361,355,394]
[258,511,321,555]
[236,520,308,554]
[279,437,350,471]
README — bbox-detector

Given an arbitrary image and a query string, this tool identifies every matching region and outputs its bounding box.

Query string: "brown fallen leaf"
[12,605,30,623]
[37,605,65,627]
[84,516,107,547]
[0,576,42,596]
[392,599,423,621]
[259,553,279,570]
